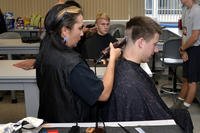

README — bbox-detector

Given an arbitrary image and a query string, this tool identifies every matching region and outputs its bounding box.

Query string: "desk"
[90,63,152,77]
[0,39,39,59]
[0,119,182,133]
[26,120,182,133]
[0,60,38,117]
[165,28,182,37]
[9,28,42,37]
[0,39,39,101]
[0,60,152,117]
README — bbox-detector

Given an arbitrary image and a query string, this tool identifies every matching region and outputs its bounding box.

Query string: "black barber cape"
[102,58,193,133]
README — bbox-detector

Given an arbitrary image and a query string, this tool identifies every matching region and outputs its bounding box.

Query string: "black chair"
[109,24,125,38]
[152,29,180,83]
[160,38,183,100]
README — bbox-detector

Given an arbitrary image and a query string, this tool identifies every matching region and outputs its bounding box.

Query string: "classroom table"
[0,39,39,59]
[165,28,182,37]
[0,39,39,101]
[9,28,42,38]
[0,60,37,117]
[0,60,152,117]
[0,119,183,133]
[38,119,182,133]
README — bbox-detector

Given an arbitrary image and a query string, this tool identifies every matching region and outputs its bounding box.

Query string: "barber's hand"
[109,43,121,61]
[13,59,36,70]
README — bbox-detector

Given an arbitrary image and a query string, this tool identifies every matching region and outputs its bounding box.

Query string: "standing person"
[171,0,200,109]
[102,16,193,133]
[0,8,7,34]
[36,3,121,122]
[81,12,117,61]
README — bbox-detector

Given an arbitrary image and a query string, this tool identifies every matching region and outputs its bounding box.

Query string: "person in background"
[81,12,117,62]
[101,16,193,133]
[36,3,121,122]
[13,0,82,70]
[0,8,7,34]
[171,0,200,109]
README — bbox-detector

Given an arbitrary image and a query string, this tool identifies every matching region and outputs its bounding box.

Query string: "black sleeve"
[0,12,7,34]
[70,62,104,105]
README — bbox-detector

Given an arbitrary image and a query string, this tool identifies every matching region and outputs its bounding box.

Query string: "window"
[145,0,153,14]
[145,0,182,22]
[158,0,181,14]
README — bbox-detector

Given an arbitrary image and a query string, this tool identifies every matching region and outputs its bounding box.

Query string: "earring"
[64,36,68,43]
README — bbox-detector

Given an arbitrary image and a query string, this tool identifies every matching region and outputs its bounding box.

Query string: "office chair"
[152,29,180,84]
[0,32,22,103]
[154,29,180,71]
[109,24,125,38]
[160,38,183,101]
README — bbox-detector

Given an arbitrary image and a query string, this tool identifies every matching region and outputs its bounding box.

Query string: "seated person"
[102,16,193,133]
[81,12,117,61]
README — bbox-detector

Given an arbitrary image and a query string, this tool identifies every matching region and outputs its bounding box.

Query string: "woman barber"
[36,3,121,122]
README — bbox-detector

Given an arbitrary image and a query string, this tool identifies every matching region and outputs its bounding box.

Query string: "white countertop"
[0,60,152,80]
[165,28,182,37]
[0,60,35,80]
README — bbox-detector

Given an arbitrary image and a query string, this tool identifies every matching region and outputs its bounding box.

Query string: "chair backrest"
[82,41,102,60]
[162,38,182,59]
[0,32,21,39]
[109,24,125,38]
[159,29,180,42]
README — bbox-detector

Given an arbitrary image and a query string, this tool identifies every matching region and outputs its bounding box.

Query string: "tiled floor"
[155,72,200,133]
[0,72,200,133]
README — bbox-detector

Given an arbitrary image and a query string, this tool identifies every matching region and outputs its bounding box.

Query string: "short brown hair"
[126,16,161,42]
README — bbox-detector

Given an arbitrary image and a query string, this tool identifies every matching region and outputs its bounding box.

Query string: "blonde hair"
[56,6,82,21]
[95,12,110,23]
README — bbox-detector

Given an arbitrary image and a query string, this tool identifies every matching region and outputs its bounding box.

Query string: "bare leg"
[185,82,197,104]
[170,77,189,109]
[179,77,189,99]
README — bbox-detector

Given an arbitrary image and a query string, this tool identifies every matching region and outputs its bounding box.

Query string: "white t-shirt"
[184,4,200,46]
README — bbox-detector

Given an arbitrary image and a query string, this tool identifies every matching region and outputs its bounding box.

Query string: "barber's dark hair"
[45,4,82,33]
[126,16,161,42]
[0,8,7,34]
[64,0,82,8]
[42,3,82,50]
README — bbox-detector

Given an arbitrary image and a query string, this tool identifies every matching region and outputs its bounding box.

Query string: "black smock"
[0,11,7,34]
[36,39,103,123]
[102,58,193,133]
